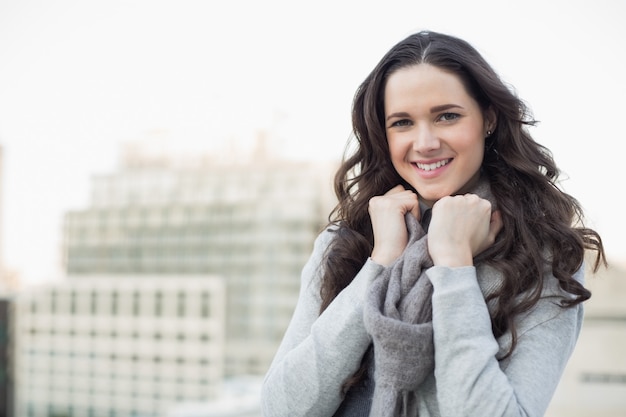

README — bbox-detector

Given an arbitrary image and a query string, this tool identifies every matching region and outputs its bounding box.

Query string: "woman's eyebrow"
[430,104,463,113]
[386,112,411,121]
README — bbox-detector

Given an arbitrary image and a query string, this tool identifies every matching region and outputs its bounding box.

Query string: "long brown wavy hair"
[320,31,606,390]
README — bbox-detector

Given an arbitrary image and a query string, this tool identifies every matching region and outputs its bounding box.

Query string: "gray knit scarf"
[362,180,497,417]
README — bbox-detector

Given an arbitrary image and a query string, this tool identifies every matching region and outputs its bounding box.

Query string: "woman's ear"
[485,106,497,134]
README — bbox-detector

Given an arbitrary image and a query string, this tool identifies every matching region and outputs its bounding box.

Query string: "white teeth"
[416,159,450,171]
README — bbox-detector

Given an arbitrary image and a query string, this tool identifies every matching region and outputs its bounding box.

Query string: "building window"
[50,291,57,313]
[111,292,118,315]
[132,291,140,316]
[177,291,186,317]
[70,291,77,314]
[155,291,163,316]
[90,291,97,315]
[581,372,626,384]
[200,292,210,317]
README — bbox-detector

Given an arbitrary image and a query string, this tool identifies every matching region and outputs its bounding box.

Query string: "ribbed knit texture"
[362,213,433,417]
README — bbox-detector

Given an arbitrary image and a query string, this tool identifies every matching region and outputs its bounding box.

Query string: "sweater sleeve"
[261,229,384,417]
[426,265,584,417]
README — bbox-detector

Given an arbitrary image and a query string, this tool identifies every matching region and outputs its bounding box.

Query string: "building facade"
[61,145,337,376]
[0,297,13,417]
[546,262,626,417]
[13,275,225,417]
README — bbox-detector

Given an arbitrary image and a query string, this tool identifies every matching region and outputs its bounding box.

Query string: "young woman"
[261,30,605,417]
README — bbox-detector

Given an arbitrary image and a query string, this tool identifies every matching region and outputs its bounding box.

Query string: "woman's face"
[384,64,495,207]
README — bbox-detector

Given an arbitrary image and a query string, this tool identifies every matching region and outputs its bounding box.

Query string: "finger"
[396,190,420,221]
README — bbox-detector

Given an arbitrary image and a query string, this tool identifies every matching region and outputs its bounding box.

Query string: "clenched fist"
[369,185,420,266]
[427,194,503,267]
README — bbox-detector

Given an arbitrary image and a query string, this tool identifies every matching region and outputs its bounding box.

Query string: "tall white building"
[13,275,225,417]
[62,140,338,376]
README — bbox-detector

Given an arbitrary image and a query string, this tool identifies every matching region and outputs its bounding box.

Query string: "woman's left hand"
[427,194,503,267]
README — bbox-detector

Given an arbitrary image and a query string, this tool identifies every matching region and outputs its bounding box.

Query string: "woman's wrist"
[431,248,474,268]
[370,248,401,266]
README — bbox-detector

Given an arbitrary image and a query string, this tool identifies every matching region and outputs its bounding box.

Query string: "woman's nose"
[412,125,440,153]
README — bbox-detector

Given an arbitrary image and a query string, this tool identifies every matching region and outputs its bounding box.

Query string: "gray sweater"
[261,228,584,417]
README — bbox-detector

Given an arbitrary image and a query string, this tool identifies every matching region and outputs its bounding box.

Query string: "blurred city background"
[0,1,624,416]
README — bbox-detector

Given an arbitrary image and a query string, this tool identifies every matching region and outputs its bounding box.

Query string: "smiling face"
[384,64,496,207]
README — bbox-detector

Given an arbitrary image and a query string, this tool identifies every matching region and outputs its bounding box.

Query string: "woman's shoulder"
[313,224,338,247]
[540,258,586,298]
[300,225,338,288]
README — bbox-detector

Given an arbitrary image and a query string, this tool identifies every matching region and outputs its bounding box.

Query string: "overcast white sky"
[0,0,624,284]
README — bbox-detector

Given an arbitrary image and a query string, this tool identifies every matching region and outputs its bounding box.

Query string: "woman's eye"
[390,119,412,127]
[438,113,460,122]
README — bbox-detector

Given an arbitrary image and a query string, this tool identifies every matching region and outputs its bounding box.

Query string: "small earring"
[486,130,492,137]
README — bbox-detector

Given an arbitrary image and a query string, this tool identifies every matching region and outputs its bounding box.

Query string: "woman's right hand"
[368,185,420,266]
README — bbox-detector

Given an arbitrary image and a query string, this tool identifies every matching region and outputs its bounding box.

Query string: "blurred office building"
[12,275,225,417]
[0,296,13,417]
[60,134,337,377]
[0,145,15,417]
[547,262,626,417]
[165,375,263,417]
